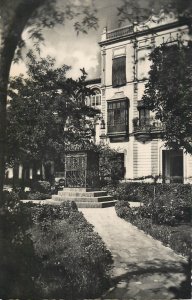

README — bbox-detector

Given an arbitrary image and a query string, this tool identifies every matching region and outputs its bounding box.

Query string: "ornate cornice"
[99,19,190,47]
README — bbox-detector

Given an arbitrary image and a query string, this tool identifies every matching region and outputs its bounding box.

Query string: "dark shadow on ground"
[168,258,191,300]
[102,258,191,299]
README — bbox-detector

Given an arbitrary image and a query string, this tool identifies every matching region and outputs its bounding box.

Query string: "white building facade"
[88,12,192,184]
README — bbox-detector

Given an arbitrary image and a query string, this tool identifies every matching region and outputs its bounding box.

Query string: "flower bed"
[115,200,191,257]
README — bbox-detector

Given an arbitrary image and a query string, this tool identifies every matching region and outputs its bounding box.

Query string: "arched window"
[89,88,101,106]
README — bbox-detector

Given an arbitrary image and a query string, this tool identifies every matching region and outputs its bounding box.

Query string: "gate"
[65,147,99,188]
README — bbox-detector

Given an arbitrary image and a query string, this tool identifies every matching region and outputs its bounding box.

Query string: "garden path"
[80,207,189,300]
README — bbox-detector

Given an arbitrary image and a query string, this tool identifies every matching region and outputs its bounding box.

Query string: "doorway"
[162,150,183,183]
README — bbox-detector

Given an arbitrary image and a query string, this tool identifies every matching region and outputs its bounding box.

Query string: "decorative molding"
[113,47,126,58]
[99,19,190,46]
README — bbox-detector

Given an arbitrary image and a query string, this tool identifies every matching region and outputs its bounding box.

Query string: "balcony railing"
[107,122,128,137]
[133,117,164,139]
[106,26,134,40]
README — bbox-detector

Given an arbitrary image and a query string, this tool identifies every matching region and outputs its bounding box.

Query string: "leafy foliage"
[143,42,192,153]
[0,0,98,198]
[104,180,192,207]
[31,180,51,194]
[0,193,112,298]
[111,182,192,226]
[115,200,132,219]
[117,0,192,26]
[0,191,39,298]
[30,202,112,298]
[115,201,191,257]
[26,192,51,200]
[7,53,99,170]
[97,145,125,184]
[0,0,98,60]
[113,182,192,226]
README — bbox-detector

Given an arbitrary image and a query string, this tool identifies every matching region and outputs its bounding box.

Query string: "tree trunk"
[0,37,15,203]
[0,0,46,204]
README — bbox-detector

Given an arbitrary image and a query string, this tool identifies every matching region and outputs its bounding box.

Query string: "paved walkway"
[80,207,189,300]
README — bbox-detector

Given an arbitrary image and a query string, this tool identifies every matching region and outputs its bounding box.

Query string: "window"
[107,99,128,136]
[112,56,126,87]
[139,108,150,126]
[86,88,101,107]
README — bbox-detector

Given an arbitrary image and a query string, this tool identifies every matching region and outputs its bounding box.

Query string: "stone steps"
[62,188,99,192]
[49,199,116,208]
[52,195,113,202]
[58,190,107,197]
[77,200,116,208]
[51,187,115,208]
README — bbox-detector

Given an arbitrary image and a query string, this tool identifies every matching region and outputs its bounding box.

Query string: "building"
[86,12,192,184]
[5,12,192,186]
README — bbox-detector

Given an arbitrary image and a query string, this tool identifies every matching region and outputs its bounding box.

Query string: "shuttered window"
[112,56,126,87]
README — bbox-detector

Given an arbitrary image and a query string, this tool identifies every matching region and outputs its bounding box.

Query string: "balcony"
[106,25,134,40]
[108,123,128,136]
[107,122,128,140]
[133,117,164,141]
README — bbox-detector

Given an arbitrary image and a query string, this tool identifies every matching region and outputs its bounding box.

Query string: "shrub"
[104,182,154,202]
[30,202,112,299]
[115,200,191,257]
[27,191,51,200]
[104,182,192,206]
[31,201,77,225]
[98,145,124,184]
[115,200,131,218]
[0,191,39,299]
[0,193,112,299]
[141,183,192,207]
[107,182,191,225]
[31,180,51,194]
[169,226,191,257]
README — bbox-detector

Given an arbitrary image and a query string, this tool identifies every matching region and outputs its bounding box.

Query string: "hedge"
[30,202,112,298]
[104,182,192,206]
[115,200,191,257]
[0,192,112,299]
[0,191,39,298]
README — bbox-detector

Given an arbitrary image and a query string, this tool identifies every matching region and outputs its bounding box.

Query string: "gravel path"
[80,207,189,300]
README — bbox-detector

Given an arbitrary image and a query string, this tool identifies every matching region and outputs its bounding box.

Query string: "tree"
[0,0,98,201]
[7,52,99,181]
[97,145,125,184]
[142,42,192,154]
[117,0,192,26]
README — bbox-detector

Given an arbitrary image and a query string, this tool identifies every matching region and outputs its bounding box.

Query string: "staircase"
[51,188,116,208]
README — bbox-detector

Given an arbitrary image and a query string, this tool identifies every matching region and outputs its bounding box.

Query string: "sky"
[10,0,125,80]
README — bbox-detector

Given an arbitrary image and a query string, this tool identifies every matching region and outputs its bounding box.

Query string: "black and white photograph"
[0,0,191,299]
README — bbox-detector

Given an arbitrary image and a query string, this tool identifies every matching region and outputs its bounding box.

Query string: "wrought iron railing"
[106,26,134,40]
[65,170,99,188]
[133,117,164,133]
